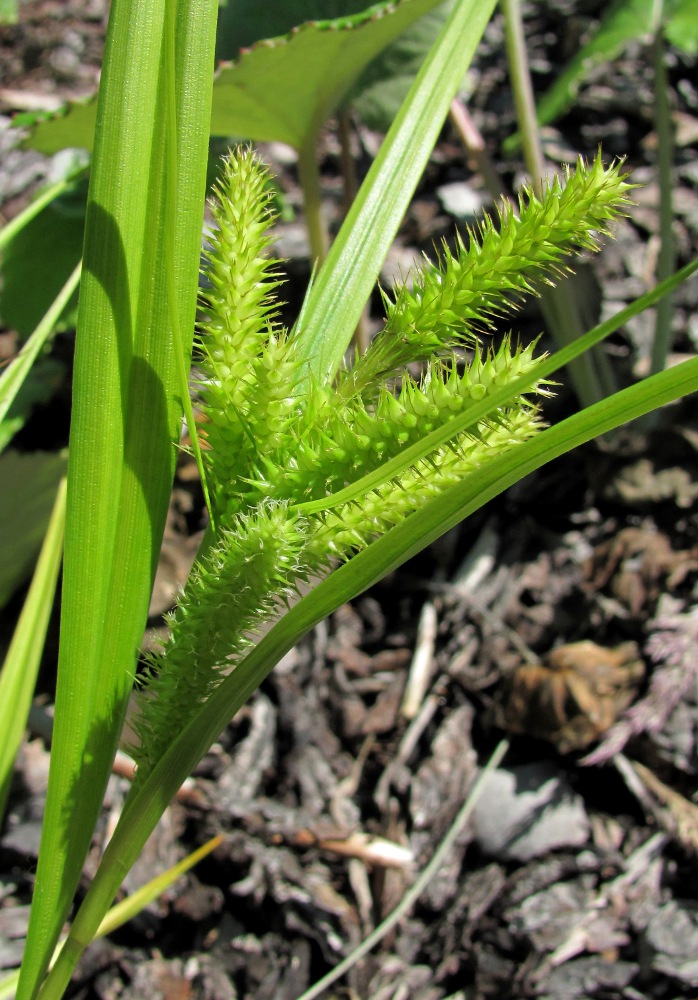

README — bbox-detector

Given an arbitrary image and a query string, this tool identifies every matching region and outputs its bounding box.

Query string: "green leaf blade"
[17,1,217,997]
[0,477,66,822]
[534,0,658,128]
[210,0,449,150]
[531,0,698,131]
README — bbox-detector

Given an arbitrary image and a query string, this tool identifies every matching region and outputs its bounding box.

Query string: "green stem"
[539,284,608,407]
[501,0,545,192]
[338,107,359,210]
[501,0,615,408]
[650,29,676,375]
[449,96,507,201]
[297,134,329,265]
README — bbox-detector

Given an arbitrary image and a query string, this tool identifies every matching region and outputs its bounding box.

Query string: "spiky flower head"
[130,151,631,786]
[355,153,632,390]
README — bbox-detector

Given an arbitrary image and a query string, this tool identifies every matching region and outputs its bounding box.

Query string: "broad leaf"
[348,0,454,131]
[215,0,377,58]
[664,0,698,53]
[0,0,18,24]
[28,0,447,155]
[211,0,449,148]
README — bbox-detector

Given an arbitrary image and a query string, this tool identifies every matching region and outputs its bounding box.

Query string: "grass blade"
[0,477,66,822]
[17,1,217,996]
[0,264,81,447]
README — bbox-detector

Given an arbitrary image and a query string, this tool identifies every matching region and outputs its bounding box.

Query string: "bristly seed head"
[129,149,631,784]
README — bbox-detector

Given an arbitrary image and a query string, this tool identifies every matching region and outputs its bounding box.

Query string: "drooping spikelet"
[129,502,308,783]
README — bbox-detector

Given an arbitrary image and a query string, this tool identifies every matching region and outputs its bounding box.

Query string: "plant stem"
[501,0,545,192]
[297,134,329,265]
[650,28,676,374]
[338,107,359,211]
[501,0,616,408]
[449,96,508,201]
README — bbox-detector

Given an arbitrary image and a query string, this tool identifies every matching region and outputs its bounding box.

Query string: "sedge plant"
[23,143,698,999]
[7,0,698,998]
[127,146,627,782]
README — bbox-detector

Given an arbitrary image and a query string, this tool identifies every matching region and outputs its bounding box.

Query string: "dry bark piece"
[641,899,698,987]
[616,756,698,856]
[584,525,698,615]
[585,597,698,767]
[504,640,644,752]
[603,457,698,509]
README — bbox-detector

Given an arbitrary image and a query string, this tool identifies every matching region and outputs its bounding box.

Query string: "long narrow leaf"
[0,170,86,252]
[0,835,224,1000]
[0,477,66,822]
[0,264,81,445]
[17,1,217,997]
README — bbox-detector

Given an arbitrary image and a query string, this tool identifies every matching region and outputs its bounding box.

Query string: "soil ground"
[2,2,698,999]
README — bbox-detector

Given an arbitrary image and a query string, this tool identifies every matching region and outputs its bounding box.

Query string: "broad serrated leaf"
[211,0,449,148]
[27,0,447,155]
[664,0,698,53]
[348,0,454,131]
[215,0,379,58]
